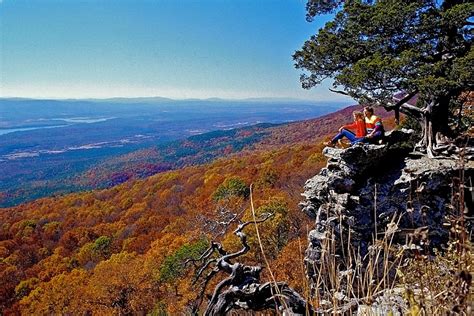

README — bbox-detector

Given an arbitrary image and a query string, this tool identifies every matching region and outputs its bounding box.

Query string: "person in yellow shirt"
[363,106,385,143]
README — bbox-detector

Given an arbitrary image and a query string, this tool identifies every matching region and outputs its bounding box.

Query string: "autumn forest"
[1,105,395,314]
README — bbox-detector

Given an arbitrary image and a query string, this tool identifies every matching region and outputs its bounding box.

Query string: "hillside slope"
[0,105,397,314]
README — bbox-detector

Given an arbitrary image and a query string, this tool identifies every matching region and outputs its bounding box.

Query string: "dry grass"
[400,242,472,315]
[308,213,406,314]
[305,160,472,315]
[307,217,472,315]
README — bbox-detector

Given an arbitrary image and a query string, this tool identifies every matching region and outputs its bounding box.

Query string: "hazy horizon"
[0,95,354,104]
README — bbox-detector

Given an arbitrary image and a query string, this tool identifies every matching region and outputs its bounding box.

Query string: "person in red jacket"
[324,111,367,147]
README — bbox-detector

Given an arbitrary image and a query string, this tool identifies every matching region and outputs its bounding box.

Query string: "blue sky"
[0,0,351,101]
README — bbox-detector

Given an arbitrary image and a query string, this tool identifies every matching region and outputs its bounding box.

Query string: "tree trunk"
[407,97,453,157]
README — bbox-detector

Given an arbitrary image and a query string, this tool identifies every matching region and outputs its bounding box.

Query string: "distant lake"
[52,117,115,123]
[0,117,115,136]
[0,125,67,136]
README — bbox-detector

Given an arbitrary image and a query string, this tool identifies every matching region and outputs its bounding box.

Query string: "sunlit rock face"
[301,129,473,296]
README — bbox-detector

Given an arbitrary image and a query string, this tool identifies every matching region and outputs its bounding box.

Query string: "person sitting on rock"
[363,106,385,144]
[324,111,367,147]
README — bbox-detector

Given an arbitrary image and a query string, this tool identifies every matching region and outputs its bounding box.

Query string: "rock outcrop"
[301,129,473,298]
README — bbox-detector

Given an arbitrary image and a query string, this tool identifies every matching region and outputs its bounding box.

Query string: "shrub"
[92,236,112,257]
[15,278,39,299]
[213,177,250,201]
[159,239,208,283]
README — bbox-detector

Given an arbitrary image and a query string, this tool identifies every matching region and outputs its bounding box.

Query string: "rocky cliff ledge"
[300,129,473,299]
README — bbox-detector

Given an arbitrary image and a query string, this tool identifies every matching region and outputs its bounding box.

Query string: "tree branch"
[329,88,351,96]
[383,90,422,122]
[190,211,314,315]
[385,90,418,111]
[399,102,425,117]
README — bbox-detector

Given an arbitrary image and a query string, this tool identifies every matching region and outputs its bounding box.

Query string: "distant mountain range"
[1,96,348,104]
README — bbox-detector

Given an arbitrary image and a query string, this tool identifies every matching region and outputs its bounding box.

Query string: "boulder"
[301,128,473,298]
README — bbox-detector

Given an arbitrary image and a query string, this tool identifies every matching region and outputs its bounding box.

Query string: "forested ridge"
[0,104,349,208]
[0,105,397,314]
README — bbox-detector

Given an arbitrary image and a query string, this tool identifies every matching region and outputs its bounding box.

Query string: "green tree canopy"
[213,177,250,201]
[294,0,473,156]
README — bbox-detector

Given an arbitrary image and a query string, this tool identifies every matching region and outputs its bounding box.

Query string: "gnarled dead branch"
[190,212,313,315]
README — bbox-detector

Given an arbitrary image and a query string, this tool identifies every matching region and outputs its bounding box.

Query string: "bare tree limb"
[383,90,418,123]
[329,88,351,96]
[388,91,415,107]
[190,211,314,315]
